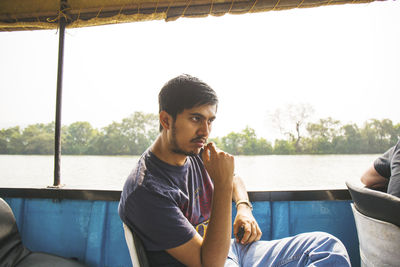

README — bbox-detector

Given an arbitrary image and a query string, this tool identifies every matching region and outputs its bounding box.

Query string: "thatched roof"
[0,0,382,31]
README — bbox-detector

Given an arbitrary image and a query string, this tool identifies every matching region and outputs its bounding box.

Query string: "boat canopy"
[0,0,381,32]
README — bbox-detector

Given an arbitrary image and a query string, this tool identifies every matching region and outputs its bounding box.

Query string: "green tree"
[221,131,244,155]
[273,139,296,154]
[98,112,158,155]
[120,112,158,155]
[22,123,54,154]
[220,127,272,155]
[0,127,23,154]
[269,103,314,152]
[0,130,6,153]
[305,117,341,154]
[333,123,363,154]
[241,127,272,155]
[63,121,98,154]
[100,121,130,155]
[360,119,397,153]
[208,137,221,148]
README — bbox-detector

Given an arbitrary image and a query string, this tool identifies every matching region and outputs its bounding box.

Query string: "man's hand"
[202,142,234,187]
[233,206,262,244]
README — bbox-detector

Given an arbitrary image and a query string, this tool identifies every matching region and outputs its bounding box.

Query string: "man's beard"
[170,122,205,156]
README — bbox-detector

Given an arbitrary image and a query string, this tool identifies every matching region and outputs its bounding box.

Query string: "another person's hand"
[233,206,262,245]
[202,142,234,187]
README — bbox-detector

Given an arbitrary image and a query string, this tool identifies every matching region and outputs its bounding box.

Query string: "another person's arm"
[360,165,388,189]
[166,143,234,267]
[361,145,393,190]
[361,143,400,198]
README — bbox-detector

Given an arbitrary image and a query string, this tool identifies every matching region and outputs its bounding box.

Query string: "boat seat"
[346,182,400,267]
[0,198,87,267]
[346,181,400,227]
[123,223,150,267]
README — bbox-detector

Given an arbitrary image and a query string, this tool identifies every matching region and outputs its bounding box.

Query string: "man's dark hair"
[158,74,218,131]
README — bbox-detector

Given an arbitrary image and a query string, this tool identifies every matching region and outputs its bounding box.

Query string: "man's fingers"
[256,224,262,241]
[241,224,252,244]
[239,222,262,244]
[249,223,257,243]
[202,146,210,162]
[207,142,217,155]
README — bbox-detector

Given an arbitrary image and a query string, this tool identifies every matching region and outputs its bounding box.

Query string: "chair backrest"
[346,181,400,227]
[0,198,31,265]
[346,182,400,267]
[123,223,150,267]
[351,204,400,267]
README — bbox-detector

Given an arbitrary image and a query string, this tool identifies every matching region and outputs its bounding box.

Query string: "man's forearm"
[232,175,250,203]
[361,165,388,188]
[201,182,233,267]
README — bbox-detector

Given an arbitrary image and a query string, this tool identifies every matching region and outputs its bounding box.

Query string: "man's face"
[169,104,217,156]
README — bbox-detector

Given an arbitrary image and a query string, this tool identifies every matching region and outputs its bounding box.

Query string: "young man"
[119,74,351,267]
[361,139,400,197]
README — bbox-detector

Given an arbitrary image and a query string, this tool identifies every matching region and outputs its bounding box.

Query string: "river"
[0,154,378,191]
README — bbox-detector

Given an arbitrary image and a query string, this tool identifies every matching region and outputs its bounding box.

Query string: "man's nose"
[198,121,210,136]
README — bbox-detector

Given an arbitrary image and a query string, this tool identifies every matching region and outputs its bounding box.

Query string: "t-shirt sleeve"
[123,182,197,251]
[388,144,400,197]
[374,146,394,179]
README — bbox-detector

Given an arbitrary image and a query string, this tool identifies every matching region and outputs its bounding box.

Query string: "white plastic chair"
[123,223,150,267]
[351,204,400,267]
[346,182,400,267]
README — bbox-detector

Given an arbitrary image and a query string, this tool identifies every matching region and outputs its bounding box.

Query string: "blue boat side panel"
[85,201,107,266]
[4,198,131,267]
[5,198,25,232]
[23,199,91,261]
[104,201,131,267]
[271,202,291,240]
[287,200,359,267]
[251,202,272,240]
[4,198,360,267]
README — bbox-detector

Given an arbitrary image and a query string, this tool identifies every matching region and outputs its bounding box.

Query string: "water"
[0,154,379,191]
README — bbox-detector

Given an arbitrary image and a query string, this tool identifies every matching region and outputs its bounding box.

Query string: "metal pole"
[53,2,67,187]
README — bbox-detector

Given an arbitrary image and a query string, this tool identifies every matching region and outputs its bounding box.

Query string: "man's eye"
[191,117,200,122]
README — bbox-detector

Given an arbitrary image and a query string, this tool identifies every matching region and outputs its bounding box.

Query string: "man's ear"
[159,111,172,130]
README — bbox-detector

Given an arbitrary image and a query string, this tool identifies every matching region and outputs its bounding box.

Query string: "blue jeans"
[225,232,351,267]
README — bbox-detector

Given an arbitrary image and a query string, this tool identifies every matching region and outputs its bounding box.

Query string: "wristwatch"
[235,200,253,210]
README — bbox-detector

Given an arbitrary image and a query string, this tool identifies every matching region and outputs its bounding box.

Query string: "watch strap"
[235,200,253,210]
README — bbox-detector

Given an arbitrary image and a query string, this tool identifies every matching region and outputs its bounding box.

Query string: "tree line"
[0,112,399,155]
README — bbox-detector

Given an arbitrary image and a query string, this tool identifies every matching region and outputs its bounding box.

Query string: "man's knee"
[297,231,348,253]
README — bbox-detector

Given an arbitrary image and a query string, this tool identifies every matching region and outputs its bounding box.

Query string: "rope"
[95,6,103,19]
[182,0,193,17]
[46,7,71,23]
[228,0,236,13]
[77,8,81,22]
[117,4,125,21]
[297,0,306,8]
[166,0,174,18]
[249,0,260,13]
[210,0,214,15]
[272,0,282,10]
[326,0,334,6]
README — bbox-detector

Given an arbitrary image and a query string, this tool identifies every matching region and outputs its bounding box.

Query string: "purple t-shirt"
[118,149,213,265]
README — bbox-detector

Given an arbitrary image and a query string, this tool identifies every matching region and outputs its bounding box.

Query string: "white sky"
[0,1,399,141]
